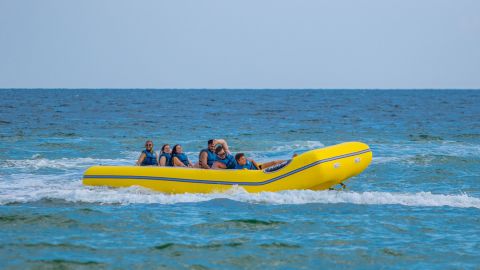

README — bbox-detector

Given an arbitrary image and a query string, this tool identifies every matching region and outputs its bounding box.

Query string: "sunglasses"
[146,144,153,146]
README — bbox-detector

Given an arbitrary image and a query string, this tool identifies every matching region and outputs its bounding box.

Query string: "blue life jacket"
[200,149,216,167]
[141,150,158,166]
[159,153,172,166]
[216,153,237,169]
[173,153,190,166]
[235,160,258,170]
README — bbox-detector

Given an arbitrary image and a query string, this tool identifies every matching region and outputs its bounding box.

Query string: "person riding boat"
[158,144,172,166]
[234,153,259,170]
[136,140,158,166]
[234,153,289,170]
[198,139,230,169]
[212,145,237,169]
[171,144,193,167]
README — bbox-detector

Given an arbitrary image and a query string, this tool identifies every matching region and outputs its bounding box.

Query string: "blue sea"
[0,89,479,269]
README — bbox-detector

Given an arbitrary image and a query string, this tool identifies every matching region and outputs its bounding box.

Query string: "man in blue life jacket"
[234,153,259,170]
[198,139,230,169]
[234,153,291,170]
[212,145,237,169]
[136,140,158,166]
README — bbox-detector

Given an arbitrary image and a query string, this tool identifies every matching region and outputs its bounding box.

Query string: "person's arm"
[249,158,260,170]
[212,161,227,169]
[199,151,210,169]
[159,156,166,166]
[172,157,186,167]
[215,139,230,153]
[136,153,146,166]
[187,158,193,168]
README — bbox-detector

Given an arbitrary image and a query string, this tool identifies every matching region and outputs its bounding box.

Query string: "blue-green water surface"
[0,90,479,269]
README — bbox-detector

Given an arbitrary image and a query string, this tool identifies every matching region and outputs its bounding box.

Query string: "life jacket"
[235,160,258,170]
[199,149,216,167]
[141,150,158,166]
[159,153,172,166]
[216,153,237,169]
[173,153,189,166]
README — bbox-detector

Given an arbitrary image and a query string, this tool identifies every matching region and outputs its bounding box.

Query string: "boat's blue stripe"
[83,148,371,186]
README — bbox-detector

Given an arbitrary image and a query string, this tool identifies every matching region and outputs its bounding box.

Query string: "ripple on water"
[2,242,97,252]
[258,242,301,249]
[27,259,107,270]
[193,219,287,232]
[1,90,480,269]
[0,212,109,232]
[408,134,444,141]
[0,214,78,227]
[152,241,244,251]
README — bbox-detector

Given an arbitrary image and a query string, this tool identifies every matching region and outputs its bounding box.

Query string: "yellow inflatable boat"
[83,142,372,193]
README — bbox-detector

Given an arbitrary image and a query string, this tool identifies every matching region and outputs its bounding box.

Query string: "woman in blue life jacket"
[171,144,193,167]
[198,139,230,169]
[212,145,237,169]
[158,144,172,166]
[136,140,158,166]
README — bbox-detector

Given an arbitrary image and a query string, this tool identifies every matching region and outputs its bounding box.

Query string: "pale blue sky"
[1,0,479,89]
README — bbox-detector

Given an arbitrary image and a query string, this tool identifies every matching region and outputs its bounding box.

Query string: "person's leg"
[191,162,201,168]
[259,160,284,169]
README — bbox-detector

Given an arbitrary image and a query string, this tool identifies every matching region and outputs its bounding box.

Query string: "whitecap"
[1,174,479,209]
[269,141,325,152]
[0,157,133,171]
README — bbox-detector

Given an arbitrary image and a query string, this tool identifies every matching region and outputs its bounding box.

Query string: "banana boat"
[83,142,372,193]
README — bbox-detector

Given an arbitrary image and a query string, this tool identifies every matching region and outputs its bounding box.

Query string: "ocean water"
[0,89,479,269]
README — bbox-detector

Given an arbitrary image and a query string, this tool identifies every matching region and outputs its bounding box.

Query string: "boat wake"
[1,175,479,209]
[1,140,479,208]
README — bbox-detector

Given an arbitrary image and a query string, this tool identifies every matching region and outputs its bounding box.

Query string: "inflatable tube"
[83,142,372,193]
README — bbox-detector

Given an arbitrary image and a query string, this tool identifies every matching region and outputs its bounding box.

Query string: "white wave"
[269,141,325,152]
[122,151,142,160]
[0,151,290,172]
[370,141,480,165]
[372,156,409,164]
[1,175,479,208]
[435,142,480,156]
[374,141,480,157]
[1,157,133,171]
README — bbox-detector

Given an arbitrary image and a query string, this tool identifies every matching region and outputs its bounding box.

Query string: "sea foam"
[1,175,479,209]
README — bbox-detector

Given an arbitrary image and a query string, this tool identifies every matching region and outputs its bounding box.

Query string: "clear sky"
[1,0,479,89]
